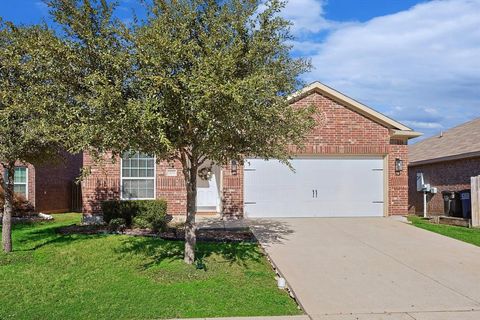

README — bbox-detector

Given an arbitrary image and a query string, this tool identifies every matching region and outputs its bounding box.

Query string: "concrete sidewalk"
[250,218,480,320]
[170,316,310,320]
[311,310,480,319]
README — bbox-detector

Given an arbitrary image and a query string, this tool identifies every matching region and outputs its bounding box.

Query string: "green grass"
[408,215,480,247]
[0,213,300,320]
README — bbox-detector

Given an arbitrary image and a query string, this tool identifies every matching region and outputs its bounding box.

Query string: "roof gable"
[289,82,421,138]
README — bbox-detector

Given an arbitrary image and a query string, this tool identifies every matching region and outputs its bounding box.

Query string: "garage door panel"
[244,158,384,218]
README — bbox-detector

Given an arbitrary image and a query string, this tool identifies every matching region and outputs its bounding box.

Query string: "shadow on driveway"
[247,219,296,247]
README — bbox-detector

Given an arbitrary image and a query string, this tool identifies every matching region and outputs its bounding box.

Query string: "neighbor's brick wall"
[408,157,480,215]
[0,163,35,209]
[0,154,82,214]
[34,153,83,213]
[27,164,35,207]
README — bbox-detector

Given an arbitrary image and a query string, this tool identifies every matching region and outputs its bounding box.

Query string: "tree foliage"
[0,20,73,252]
[46,0,163,158]
[135,0,313,163]
[0,21,71,165]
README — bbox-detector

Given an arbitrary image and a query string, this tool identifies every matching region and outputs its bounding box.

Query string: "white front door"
[196,170,221,212]
[244,157,385,218]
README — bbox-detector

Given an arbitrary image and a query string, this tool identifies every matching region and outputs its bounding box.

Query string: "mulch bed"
[56,225,256,242]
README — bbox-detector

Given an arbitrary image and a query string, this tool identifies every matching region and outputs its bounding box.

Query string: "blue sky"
[2,1,425,25]
[2,0,479,141]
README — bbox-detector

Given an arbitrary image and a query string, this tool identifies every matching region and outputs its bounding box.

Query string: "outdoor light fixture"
[231,160,238,175]
[395,158,404,174]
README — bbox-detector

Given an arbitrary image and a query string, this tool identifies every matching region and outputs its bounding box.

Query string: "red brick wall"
[389,142,409,215]
[0,154,82,214]
[156,160,187,215]
[82,91,411,218]
[222,162,244,218]
[82,153,188,216]
[0,163,36,206]
[34,153,83,213]
[82,152,121,215]
[408,157,480,215]
[290,93,391,154]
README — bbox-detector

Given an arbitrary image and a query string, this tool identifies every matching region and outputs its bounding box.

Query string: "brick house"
[82,82,421,220]
[408,118,480,215]
[1,153,83,214]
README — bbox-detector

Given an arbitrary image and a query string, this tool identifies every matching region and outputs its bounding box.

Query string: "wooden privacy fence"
[71,181,82,213]
[472,175,480,227]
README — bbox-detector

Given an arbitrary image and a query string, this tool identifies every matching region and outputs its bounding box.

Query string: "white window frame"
[4,167,29,200]
[120,153,156,200]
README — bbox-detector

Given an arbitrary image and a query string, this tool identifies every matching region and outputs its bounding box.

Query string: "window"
[121,152,155,199]
[4,167,28,199]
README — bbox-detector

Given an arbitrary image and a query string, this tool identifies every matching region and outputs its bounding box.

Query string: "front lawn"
[0,213,300,319]
[408,215,480,247]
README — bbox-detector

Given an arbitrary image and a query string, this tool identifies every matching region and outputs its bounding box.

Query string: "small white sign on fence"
[472,175,480,227]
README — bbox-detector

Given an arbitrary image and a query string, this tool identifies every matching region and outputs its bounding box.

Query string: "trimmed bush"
[108,218,126,232]
[132,216,150,229]
[101,199,168,232]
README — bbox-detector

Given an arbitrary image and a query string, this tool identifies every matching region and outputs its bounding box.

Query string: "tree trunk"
[2,163,15,253]
[184,164,198,264]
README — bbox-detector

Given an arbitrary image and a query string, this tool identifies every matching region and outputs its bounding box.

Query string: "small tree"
[0,21,73,252]
[135,0,314,263]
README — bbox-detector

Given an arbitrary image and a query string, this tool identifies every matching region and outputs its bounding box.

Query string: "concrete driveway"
[249,218,480,320]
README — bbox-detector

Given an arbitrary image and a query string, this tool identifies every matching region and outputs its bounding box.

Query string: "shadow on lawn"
[114,218,296,270]
[14,222,105,252]
[115,236,264,270]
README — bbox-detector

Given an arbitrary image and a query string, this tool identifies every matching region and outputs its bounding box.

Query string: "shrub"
[101,200,123,224]
[0,186,34,217]
[132,216,150,229]
[108,218,126,232]
[101,199,168,232]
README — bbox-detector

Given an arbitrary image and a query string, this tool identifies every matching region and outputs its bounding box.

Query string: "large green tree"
[44,0,313,264]
[135,0,314,263]
[0,21,74,252]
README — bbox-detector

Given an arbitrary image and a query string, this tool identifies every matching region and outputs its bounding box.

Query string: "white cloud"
[282,0,330,35]
[258,0,335,35]
[292,0,480,139]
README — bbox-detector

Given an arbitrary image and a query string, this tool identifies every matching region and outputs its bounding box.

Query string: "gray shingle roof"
[409,117,480,165]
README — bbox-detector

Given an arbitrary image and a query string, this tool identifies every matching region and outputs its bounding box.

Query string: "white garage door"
[244,157,385,218]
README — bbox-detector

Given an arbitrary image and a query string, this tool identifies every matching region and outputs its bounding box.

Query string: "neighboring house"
[408,118,480,215]
[82,82,421,220]
[1,153,83,214]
